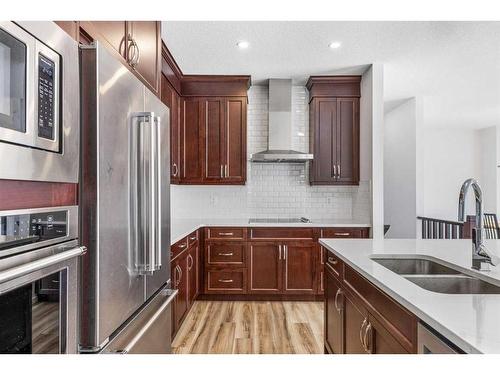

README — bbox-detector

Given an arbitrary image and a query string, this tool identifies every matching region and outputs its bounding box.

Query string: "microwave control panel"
[37,53,55,141]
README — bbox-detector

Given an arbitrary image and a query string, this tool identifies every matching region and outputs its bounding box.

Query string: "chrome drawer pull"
[178,243,187,249]
[218,252,234,256]
[189,236,197,241]
[218,232,234,236]
[360,318,368,351]
[334,233,351,236]
[364,322,372,354]
[327,257,338,265]
[218,279,233,283]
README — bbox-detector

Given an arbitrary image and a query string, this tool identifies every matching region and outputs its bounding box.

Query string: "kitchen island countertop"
[319,238,500,354]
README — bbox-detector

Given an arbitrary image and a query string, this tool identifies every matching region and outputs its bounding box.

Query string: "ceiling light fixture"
[237,41,249,49]
[329,41,342,49]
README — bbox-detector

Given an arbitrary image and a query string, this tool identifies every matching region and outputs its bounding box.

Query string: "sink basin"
[405,275,500,294]
[371,257,461,275]
[371,256,500,294]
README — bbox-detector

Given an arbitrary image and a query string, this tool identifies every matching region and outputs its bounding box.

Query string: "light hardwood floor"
[172,301,324,354]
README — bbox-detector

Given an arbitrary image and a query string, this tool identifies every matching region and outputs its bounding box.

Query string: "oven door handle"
[0,246,86,284]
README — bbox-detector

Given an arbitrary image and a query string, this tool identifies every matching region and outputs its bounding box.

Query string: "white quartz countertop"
[319,238,500,354]
[171,218,371,245]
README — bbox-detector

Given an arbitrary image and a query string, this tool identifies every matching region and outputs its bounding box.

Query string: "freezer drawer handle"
[0,246,86,284]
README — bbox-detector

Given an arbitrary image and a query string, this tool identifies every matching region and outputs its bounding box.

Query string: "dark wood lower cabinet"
[283,241,317,294]
[324,253,416,354]
[187,243,199,305]
[248,242,282,294]
[325,268,343,354]
[172,253,188,336]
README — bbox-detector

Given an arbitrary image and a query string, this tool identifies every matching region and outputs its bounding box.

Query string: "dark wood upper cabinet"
[224,98,247,183]
[248,242,282,294]
[128,21,161,93]
[307,76,360,186]
[181,98,203,182]
[283,241,317,294]
[160,74,181,183]
[79,21,160,95]
[204,98,225,181]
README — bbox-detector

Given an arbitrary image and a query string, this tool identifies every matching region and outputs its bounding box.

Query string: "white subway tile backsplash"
[171,85,371,221]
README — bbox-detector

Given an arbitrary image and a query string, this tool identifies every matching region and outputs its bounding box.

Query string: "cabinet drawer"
[187,230,199,247]
[207,243,246,266]
[343,265,417,351]
[171,236,188,260]
[324,251,343,279]
[206,227,246,240]
[321,228,369,238]
[206,270,246,293]
[250,227,314,240]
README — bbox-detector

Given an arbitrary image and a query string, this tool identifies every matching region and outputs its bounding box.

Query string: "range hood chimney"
[250,79,313,163]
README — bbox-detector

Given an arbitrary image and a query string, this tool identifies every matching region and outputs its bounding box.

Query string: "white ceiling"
[162,21,500,129]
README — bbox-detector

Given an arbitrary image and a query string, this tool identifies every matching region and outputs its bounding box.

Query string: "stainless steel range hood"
[251,79,313,163]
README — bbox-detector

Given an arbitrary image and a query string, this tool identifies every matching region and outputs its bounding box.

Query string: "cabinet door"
[172,255,188,332]
[325,269,344,354]
[224,98,246,183]
[160,75,181,183]
[89,21,128,59]
[283,241,317,294]
[367,314,409,354]
[128,21,160,93]
[248,242,282,294]
[187,244,199,306]
[310,98,337,183]
[344,293,369,354]
[203,98,225,181]
[336,98,359,185]
[181,98,203,182]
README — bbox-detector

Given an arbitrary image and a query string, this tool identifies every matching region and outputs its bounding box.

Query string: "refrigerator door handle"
[130,112,161,275]
[153,115,162,272]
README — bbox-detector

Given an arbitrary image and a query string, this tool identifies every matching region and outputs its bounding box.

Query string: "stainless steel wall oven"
[0,206,84,354]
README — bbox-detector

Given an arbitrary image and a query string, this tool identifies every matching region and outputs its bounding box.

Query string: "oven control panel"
[37,53,55,141]
[0,210,67,252]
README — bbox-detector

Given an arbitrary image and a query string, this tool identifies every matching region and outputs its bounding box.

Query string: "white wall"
[171,85,372,221]
[361,64,384,238]
[478,126,498,213]
[384,98,420,238]
[422,128,479,220]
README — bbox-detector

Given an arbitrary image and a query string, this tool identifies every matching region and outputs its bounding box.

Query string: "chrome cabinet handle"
[334,289,342,314]
[278,245,282,260]
[360,318,368,351]
[283,245,287,260]
[218,279,233,283]
[327,256,338,265]
[187,254,193,270]
[225,164,228,178]
[178,265,182,280]
[338,163,341,178]
[218,232,234,236]
[334,232,351,237]
[218,252,234,256]
[178,243,187,249]
[220,165,224,178]
[172,163,178,177]
[333,164,337,178]
[364,322,372,354]
[189,236,197,241]
[127,34,139,68]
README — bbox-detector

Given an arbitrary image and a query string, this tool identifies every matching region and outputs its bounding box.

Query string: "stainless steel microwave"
[0,22,79,183]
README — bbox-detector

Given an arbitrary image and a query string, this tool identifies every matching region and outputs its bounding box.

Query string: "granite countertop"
[170,218,371,245]
[319,238,500,354]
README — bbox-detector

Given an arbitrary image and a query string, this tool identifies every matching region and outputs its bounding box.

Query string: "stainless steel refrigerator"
[79,42,176,354]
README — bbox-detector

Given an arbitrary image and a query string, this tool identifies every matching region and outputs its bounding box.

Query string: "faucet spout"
[458,178,497,270]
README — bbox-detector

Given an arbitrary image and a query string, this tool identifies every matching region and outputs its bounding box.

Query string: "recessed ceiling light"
[329,41,342,49]
[237,41,249,49]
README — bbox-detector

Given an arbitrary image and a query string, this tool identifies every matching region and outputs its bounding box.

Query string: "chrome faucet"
[458,178,500,270]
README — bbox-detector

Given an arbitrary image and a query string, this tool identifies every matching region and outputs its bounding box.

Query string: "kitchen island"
[319,238,500,354]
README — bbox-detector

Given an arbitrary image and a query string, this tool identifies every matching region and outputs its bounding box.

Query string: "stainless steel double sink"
[371,257,500,294]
